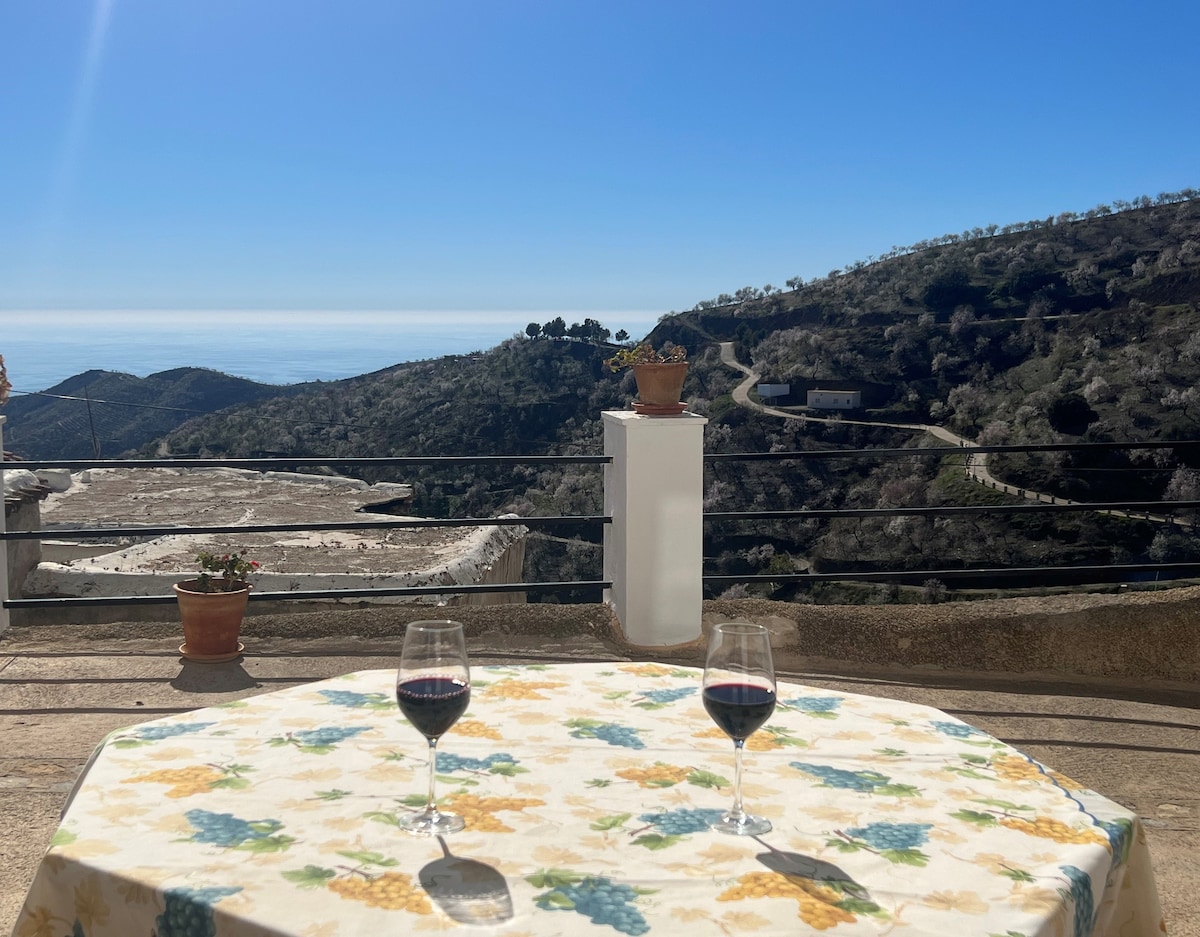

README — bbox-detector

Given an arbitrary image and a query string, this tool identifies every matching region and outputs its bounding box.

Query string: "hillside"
[7,192,1200,602]
[2,368,308,460]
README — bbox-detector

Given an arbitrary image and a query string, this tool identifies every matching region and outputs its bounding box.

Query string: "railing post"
[0,415,9,636]
[602,410,708,646]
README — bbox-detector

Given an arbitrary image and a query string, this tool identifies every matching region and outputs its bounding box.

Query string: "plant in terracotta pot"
[174,551,261,662]
[604,342,689,414]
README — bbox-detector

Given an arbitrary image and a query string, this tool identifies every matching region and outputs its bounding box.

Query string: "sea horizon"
[2,309,662,393]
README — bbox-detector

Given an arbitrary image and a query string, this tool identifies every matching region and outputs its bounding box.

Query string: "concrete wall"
[450,536,527,606]
[4,500,41,600]
[702,589,1200,685]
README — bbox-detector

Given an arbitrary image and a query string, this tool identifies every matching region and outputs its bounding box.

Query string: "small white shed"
[807,389,861,409]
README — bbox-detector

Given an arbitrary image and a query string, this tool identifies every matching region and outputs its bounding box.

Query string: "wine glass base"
[398,810,466,836]
[711,813,772,836]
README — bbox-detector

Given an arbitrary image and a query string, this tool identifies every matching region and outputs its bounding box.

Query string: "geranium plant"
[603,342,687,372]
[195,551,260,592]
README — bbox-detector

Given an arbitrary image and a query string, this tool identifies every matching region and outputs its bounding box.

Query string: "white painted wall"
[602,410,707,646]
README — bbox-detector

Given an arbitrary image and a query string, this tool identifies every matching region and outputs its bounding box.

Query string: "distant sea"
[2,310,661,393]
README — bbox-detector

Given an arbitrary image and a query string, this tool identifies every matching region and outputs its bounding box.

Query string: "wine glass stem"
[730,739,747,821]
[426,738,439,816]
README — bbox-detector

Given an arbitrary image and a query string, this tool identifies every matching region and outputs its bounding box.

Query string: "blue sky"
[2,0,1197,317]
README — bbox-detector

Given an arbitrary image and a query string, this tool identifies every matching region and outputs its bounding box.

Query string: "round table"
[13,662,1163,936]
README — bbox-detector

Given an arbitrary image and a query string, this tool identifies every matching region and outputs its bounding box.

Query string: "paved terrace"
[2,597,1198,935]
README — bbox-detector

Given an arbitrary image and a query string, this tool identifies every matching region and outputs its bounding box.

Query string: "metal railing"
[5,435,1200,617]
[1,453,612,612]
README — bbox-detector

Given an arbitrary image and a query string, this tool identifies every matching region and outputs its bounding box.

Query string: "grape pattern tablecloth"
[13,663,1164,937]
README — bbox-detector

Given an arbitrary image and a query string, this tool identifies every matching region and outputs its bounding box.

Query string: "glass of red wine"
[395,620,471,835]
[702,621,776,836]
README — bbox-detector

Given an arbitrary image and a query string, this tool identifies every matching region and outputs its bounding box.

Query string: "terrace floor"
[2,604,1198,935]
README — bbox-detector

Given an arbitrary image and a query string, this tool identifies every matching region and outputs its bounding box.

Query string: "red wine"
[703,683,776,741]
[396,676,470,740]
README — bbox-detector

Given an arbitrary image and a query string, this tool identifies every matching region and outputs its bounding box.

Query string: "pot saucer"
[179,642,245,663]
[632,401,686,415]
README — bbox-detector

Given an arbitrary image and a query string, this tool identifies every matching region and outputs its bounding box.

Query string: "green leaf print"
[632,833,684,850]
[235,834,296,854]
[282,866,336,888]
[590,813,632,831]
[973,798,1033,812]
[526,869,583,889]
[51,828,78,847]
[686,770,729,789]
[487,763,528,777]
[536,890,577,910]
[1000,868,1036,883]
[874,783,921,797]
[337,850,398,867]
[951,809,1000,827]
[838,897,887,916]
[313,789,353,801]
[880,847,929,867]
[945,766,993,780]
[210,777,250,791]
[585,778,613,788]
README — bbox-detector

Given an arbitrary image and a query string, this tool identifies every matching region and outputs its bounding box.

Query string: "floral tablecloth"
[14,663,1163,937]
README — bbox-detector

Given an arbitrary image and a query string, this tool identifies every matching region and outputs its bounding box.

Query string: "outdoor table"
[13,662,1164,936]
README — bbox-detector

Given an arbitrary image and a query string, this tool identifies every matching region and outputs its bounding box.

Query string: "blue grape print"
[436,751,519,772]
[639,808,727,835]
[155,886,240,937]
[292,726,370,747]
[844,822,932,850]
[566,719,645,749]
[184,809,280,847]
[128,722,215,741]
[536,877,649,935]
[640,686,696,704]
[783,696,842,713]
[1059,865,1096,937]
[317,689,391,709]
[1098,817,1133,866]
[930,720,987,739]
[791,762,890,792]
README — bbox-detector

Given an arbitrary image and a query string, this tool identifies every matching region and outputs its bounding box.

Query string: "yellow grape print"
[718,871,856,930]
[328,872,431,913]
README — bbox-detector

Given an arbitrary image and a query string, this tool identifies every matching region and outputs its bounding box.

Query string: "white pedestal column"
[602,410,708,646]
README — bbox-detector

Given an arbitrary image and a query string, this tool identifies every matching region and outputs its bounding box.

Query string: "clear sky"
[2,0,1197,317]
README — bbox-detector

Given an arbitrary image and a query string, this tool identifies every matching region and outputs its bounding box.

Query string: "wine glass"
[702,622,777,835]
[395,620,471,835]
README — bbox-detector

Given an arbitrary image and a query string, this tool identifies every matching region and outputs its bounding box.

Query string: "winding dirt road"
[717,343,1183,526]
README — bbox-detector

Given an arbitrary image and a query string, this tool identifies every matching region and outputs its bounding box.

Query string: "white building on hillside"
[807,389,862,410]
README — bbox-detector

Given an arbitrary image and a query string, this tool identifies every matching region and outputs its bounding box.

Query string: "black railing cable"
[2,580,611,609]
[0,515,610,542]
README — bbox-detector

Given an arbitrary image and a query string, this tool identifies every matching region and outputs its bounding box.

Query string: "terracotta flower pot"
[174,579,250,662]
[631,362,689,415]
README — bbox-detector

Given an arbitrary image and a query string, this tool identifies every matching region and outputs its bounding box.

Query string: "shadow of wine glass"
[752,835,871,902]
[419,835,514,925]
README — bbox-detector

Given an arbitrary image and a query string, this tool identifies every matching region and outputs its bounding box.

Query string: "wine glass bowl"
[702,622,776,836]
[395,620,471,835]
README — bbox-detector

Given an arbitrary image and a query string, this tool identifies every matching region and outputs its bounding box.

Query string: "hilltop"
[2,367,313,461]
